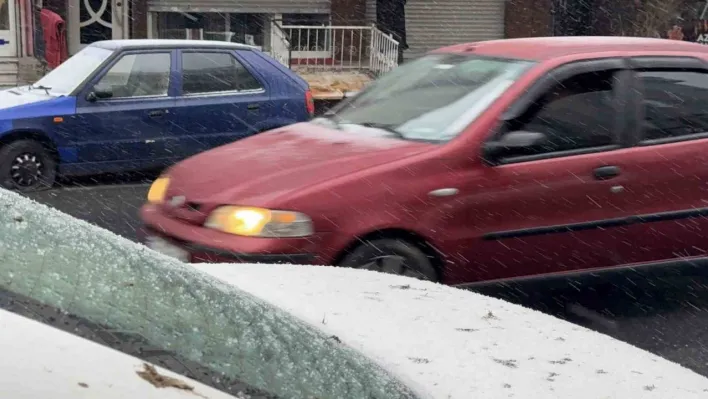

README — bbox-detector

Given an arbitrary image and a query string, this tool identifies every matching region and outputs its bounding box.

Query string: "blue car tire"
[0,139,57,192]
[339,238,440,282]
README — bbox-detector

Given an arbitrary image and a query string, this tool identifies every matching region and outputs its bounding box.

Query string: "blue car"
[0,39,314,191]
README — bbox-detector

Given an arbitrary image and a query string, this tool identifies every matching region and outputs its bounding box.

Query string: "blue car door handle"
[247,103,260,110]
[148,110,165,118]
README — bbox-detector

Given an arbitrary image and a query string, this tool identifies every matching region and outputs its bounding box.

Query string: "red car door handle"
[594,166,621,180]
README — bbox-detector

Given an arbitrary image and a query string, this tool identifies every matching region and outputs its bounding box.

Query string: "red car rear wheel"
[339,238,439,282]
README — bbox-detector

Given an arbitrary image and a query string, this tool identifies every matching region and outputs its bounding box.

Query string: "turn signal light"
[305,89,315,117]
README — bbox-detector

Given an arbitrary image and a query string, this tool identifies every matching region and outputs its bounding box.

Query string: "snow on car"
[2,186,708,398]
[0,309,237,399]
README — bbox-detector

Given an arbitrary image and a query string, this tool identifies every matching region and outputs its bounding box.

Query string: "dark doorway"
[376,0,408,63]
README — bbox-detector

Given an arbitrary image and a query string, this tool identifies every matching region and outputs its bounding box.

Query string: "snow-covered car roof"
[197,263,708,399]
[1,187,708,398]
[0,309,236,399]
[91,39,259,51]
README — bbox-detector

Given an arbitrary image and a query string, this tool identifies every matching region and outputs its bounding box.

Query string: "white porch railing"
[270,23,399,76]
[369,27,400,75]
[270,22,292,68]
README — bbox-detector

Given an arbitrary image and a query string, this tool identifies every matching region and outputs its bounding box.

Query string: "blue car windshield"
[33,46,114,95]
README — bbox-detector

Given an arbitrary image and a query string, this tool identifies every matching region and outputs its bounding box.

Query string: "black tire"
[0,139,57,192]
[339,238,439,282]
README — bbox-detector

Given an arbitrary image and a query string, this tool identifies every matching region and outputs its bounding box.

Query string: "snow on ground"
[198,262,708,399]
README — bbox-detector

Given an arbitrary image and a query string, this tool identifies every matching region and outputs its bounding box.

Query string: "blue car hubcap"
[11,153,43,187]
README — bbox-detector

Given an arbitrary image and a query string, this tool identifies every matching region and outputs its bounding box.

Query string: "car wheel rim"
[10,153,43,187]
[359,255,430,280]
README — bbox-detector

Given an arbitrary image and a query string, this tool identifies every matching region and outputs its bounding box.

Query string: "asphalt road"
[22,179,708,378]
[24,173,155,240]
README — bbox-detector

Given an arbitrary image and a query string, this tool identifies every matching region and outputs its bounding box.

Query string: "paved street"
[22,180,708,378]
[24,173,154,240]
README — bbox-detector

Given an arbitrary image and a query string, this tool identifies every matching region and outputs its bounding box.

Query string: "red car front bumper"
[139,204,325,265]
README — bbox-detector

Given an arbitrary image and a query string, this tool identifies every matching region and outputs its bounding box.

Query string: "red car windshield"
[320,53,535,142]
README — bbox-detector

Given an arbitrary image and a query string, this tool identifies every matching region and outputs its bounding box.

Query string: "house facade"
[503,0,708,43]
[41,0,510,60]
[1,0,40,86]
[14,0,706,87]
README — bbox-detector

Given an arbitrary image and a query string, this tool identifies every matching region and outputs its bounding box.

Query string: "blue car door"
[171,49,271,157]
[66,50,180,170]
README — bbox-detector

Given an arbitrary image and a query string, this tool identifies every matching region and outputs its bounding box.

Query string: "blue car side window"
[93,52,172,99]
[181,52,263,95]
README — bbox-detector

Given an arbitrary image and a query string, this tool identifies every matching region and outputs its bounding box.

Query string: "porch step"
[0,58,18,87]
[299,71,373,100]
[0,73,18,87]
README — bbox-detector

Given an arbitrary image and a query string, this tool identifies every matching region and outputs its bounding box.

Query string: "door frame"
[68,0,130,55]
[72,49,179,164]
[169,48,270,157]
[625,55,708,146]
[487,57,633,165]
[438,58,636,283]
[0,0,17,57]
[76,49,179,107]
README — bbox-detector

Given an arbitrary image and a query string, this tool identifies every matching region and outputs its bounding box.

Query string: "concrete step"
[0,74,18,87]
[0,58,19,87]
[0,58,18,72]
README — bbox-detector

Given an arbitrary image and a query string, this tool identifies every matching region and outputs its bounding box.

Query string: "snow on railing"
[370,26,399,75]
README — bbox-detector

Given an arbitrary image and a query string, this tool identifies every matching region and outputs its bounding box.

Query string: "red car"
[140,36,708,286]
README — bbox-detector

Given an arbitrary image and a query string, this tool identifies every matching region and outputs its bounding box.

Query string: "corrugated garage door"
[147,0,330,14]
[404,0,505,60]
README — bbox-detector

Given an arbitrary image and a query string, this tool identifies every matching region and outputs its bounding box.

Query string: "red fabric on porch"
[40,9,68,69]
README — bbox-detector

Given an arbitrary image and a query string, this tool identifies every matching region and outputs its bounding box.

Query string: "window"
[156,12,210,40]
[156,12,266,46]
[227,13,266,46]
[503,69,618,155]
[33,46,114,95]
[638,70,708,141]
[93,53,171,98]
[322,53,534,142]
[0,0,8,31]
[181,52,263,95]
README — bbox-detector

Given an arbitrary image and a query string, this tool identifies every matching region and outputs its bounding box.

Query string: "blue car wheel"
[0,140,57,192]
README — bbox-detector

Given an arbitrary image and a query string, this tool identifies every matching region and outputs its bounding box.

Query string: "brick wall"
[504,0,552,38]
[591,0,702,39]
[504,0,703,39]
[331,0,367,62]
[331,0,367,25]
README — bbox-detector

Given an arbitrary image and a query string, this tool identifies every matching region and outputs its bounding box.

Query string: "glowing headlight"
[204,206,313,238]
[147,177,170,204]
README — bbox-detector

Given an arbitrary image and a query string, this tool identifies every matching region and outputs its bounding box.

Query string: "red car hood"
[165,123,433,205]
